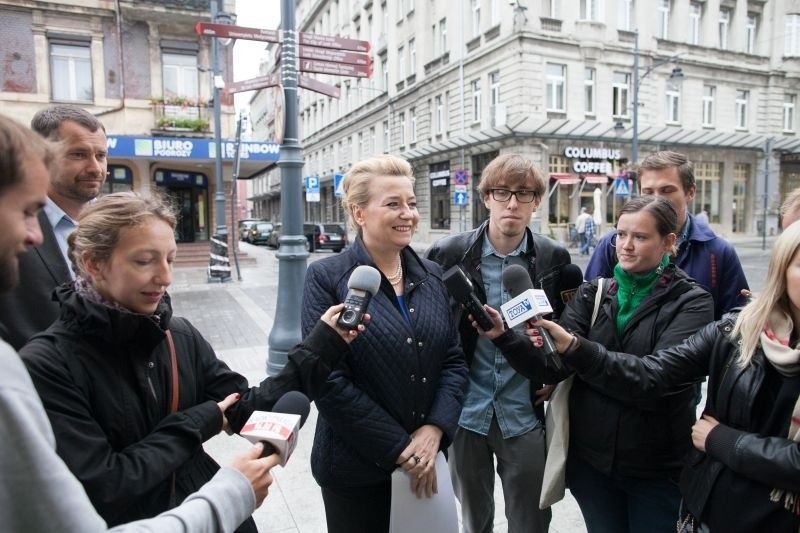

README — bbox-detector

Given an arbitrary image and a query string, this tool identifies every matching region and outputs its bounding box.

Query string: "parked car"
[238,219,261,240]
[246,222,274,245]
[266,223,281,248]
[303,223,347,252]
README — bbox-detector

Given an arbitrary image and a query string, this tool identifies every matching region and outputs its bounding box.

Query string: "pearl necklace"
[387,260,403,286]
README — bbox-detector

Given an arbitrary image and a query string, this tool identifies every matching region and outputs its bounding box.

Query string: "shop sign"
[564,145,622,175]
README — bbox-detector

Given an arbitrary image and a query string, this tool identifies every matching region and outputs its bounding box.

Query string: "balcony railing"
[151,101,210,133]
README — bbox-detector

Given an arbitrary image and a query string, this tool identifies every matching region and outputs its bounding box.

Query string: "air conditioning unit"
[490,104,507,127]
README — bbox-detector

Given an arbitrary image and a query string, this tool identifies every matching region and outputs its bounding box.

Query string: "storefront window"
[430,162,451,230]
[103,165,133,194]
[471,151,498,227]
[548,155,572,225]
[733,163,749,233]
[692,161,722,224]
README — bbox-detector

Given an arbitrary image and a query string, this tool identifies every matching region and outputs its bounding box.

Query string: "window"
[399,112,406,146]
[546,63,566,112]
[409,38,416,75]
[440,19,448,53]
[548,0,561,19]
[491,0,500,26]
[612,72,630,117]
[381,58,388,90]
[430,162,451,230]
[103,165,134,194]
[735,89,749,129]
[382,119,390,152]
[580,0,603,21]
[162,52,199,102]
[786,15,800,56]
[702,85,715,127]
[489,71,500,107]
[718,8,730,50]
[472,0,481,37]
[410,108,417,142]
[658,0,670,39]
[689,3,701,45]
[435,95,444,134]
[784,94,796,132]
[356,132,363,161]
[746,14,757,54]
[585,68,596,116]
[693,161,723,225]
[472,79,482,122]
[397,45,405,79]
[666,85,680,123]
[617,0,632,31]
[50,42,93,102]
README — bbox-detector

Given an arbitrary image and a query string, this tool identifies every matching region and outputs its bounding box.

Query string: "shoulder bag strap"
[165,330,179,413]
[590,278,604,328]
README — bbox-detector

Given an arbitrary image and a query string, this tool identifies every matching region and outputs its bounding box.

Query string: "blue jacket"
[302,238,467,488]
[585,214,748,319]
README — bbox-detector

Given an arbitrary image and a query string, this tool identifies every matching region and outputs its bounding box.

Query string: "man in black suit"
[0,105,107,349]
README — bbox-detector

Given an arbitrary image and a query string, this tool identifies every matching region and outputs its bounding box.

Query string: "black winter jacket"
[302,238,467,488]
[496,265,714,478]
[425,221,572,419]
[21,284,348,527]
[567,316,800,530]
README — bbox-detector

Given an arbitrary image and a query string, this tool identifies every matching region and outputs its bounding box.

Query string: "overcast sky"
[232,0,281,109]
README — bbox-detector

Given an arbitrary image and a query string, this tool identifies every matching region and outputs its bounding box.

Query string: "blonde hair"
[68,191,177,278]
[477,153,546,198]
[781,188,800,222]
[732,221,800,366]
[340,154,415,235]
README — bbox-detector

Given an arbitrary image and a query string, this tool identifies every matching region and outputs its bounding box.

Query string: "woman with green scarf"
[475,195,715,532]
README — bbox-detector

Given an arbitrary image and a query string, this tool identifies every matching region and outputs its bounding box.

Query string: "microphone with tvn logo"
[501,264,581,371]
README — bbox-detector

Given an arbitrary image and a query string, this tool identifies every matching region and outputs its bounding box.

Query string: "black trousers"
[321,481,391,533]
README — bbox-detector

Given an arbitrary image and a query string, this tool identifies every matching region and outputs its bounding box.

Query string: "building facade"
[251,0,800,242]
[0,0,278,244]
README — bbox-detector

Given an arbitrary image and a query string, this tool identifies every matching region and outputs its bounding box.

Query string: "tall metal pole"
[763,138,772,251]
[209,0,231,282]
[230,112,244,281]
[267,0,306,375]
[632,30,640,166]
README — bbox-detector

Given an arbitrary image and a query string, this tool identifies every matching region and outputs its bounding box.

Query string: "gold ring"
[412,454,421,465]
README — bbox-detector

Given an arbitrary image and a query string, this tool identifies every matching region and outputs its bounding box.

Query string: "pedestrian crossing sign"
[334,173,344,198]
[614,178,630,196]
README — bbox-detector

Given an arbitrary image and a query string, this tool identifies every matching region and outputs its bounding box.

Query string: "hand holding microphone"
[337,265,381,330]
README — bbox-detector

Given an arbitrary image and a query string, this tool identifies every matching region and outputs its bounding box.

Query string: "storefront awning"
[549,173,581,185]
[583,174,610,184]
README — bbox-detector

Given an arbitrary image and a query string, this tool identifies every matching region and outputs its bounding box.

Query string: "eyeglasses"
[489,189,538,203]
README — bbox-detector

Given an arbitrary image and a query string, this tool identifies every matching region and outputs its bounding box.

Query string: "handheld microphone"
[500,265,562,370]
[559,264,585,304]
[336,265,381,330]
[442,264,495,331]
[241,391,311,466]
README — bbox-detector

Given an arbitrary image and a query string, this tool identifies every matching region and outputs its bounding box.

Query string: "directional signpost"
[299,59,371,78]
[196,22,279,43]
[299,46,372,66]
[298,75,340,99]
[225,72,280,94]
[299,32,370,52]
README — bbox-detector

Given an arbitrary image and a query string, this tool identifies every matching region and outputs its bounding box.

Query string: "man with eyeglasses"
[427,153,571,533]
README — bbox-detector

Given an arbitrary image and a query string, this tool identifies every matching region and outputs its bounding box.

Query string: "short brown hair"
[617,195,679,256]
[31,105,106,140]
[637,151,695,193]
[68,192,176,278]
[0,113,56,195]
[341,155,415,235]
[477,153,546,198]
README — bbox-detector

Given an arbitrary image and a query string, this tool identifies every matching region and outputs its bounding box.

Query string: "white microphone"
[240,391,311,467]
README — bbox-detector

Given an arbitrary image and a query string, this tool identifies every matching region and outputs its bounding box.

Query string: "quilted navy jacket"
[302,238,468,488]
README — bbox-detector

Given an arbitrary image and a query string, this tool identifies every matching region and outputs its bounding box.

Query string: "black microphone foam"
[559,264,585,304]
[501,264,534,297]
[442,265,495,331]
[260,391,311,459]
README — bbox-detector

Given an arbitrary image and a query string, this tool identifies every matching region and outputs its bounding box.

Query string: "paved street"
[170,233,774,532]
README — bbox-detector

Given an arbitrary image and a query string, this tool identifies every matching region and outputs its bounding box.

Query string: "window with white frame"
[472,0,481,37]
[409,38,416,75]
[440,19,448,53]
[718,8,730,50]
[580,0,603,21]
[50,41,93,102]
[702,85,715,127]
[431,24,438,56]
[617,0,632,31]
[162,52,199,103]
[381,58,388,90]
[410,108,417,142]
[369,126,376,154]
[735,89,749,129]
[398,45,405,79]
[356,132,363,161]
[399,112,406,145]
[585,67,596,116]
[383,119,390,152]
[746,14,757,54]
[658,0,670,39]
[548,0,561,18]
[489,71,500,107]
[786,15,800,56]
[689,3,701,45]
[472,79,482,122]
[666,85,680,123]
[784,94,796,132]
[612,71,630,117]
[406,0,414,15]
[435,95,444,134]
[546,63,566,112]
[491,0,499,26]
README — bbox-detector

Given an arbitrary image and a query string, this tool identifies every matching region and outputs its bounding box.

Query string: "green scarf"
[613,254,670,336]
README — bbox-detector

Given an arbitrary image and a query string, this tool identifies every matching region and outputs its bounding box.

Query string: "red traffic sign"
[453,169,469,185]
[299,32,370,53]
[298,75,341,99]
[300,59,371,78]
[299,46,372,66]
[195,22,280,43]
[226,73,280,94]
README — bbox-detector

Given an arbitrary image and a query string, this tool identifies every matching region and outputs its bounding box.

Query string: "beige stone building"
[250,0,800,242]
[0,0,277,245]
